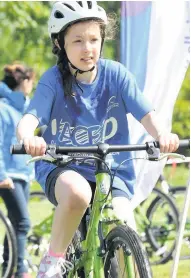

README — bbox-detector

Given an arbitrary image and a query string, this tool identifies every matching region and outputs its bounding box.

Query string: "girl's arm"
[141,111,179,153]
[17,114,46,156]
[17,114,39,141]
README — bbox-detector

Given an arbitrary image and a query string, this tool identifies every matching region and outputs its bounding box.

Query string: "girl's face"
[64,21,102,72]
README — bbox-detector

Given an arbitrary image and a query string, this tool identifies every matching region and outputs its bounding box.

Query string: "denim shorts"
[45,166,130,206]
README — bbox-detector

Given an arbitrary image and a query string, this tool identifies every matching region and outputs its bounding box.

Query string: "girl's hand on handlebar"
[158,133,179,153]
[22,136,47,157]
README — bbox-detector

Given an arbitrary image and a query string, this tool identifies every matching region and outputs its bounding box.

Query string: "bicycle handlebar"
[10,139,190,155]
[11,143,151,154]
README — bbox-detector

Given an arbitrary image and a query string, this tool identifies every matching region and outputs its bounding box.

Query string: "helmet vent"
[87,1,92,9]
[54,11,64,18]
[64,3,76,11]
[77,2,83,8]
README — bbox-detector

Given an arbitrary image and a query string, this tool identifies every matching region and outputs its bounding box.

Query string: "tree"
[0,1,54,80]
[172,67,190,139]
[100,1,120,60]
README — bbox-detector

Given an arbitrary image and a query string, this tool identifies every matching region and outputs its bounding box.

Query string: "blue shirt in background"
[0,82,33,182]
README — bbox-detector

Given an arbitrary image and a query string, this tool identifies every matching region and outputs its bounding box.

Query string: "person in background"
[0,62,35,278]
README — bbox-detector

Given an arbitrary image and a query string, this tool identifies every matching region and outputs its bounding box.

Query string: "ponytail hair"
[2,62,35,90]
[52,31,75,97]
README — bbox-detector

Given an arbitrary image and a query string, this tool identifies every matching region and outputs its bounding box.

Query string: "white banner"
[120,1,190,208]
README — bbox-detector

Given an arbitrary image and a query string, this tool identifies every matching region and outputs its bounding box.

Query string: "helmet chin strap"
[69,60,95,75]
[68,60,95,94]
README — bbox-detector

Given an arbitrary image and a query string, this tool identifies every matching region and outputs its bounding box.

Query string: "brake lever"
[158,153,186,161]
[26,145,74,165]
[26,154,57,165]
[146,142,160,161]
[146,142,186,161]
[46,146,75,166]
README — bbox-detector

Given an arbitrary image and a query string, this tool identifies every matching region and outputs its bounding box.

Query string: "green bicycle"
[24,180,180,273]
[11,140,189,277]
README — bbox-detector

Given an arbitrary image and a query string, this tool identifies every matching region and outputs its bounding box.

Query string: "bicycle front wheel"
[104,225,152,278]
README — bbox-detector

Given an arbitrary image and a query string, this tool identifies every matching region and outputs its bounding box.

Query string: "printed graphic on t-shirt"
[50,97,119,146]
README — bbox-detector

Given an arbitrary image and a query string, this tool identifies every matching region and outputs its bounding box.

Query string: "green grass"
[163,163,190,186]
[152,260,190,278]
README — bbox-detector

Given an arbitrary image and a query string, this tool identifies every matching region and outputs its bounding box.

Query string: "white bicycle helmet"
[48,1,107,37]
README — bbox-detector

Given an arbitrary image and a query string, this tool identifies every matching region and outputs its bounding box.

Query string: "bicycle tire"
[0,209,17,278]
[169,186,187,201]
[169,186,188,215]
[30,190,46,199]
[145,188,179,265]
[104,225,153,278]
[168,186,188,215]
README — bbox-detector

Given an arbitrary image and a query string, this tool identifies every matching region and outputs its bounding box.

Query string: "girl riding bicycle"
[17,1,179,277]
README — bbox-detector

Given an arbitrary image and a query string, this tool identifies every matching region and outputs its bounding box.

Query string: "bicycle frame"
[68,169,128,277]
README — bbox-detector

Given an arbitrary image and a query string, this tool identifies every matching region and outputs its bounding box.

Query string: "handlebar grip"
[178,139,190,149]
[10,144,27,154]
[154,139,190,150]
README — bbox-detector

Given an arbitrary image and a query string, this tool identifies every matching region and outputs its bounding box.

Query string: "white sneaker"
[37,253,73,278]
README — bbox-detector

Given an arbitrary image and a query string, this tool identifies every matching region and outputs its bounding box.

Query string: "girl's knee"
[55,171,92,210]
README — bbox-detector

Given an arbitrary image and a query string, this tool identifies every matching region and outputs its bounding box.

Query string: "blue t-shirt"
[26,59,153,198]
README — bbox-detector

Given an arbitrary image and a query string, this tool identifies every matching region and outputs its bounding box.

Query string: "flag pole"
[171,176,190,278]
